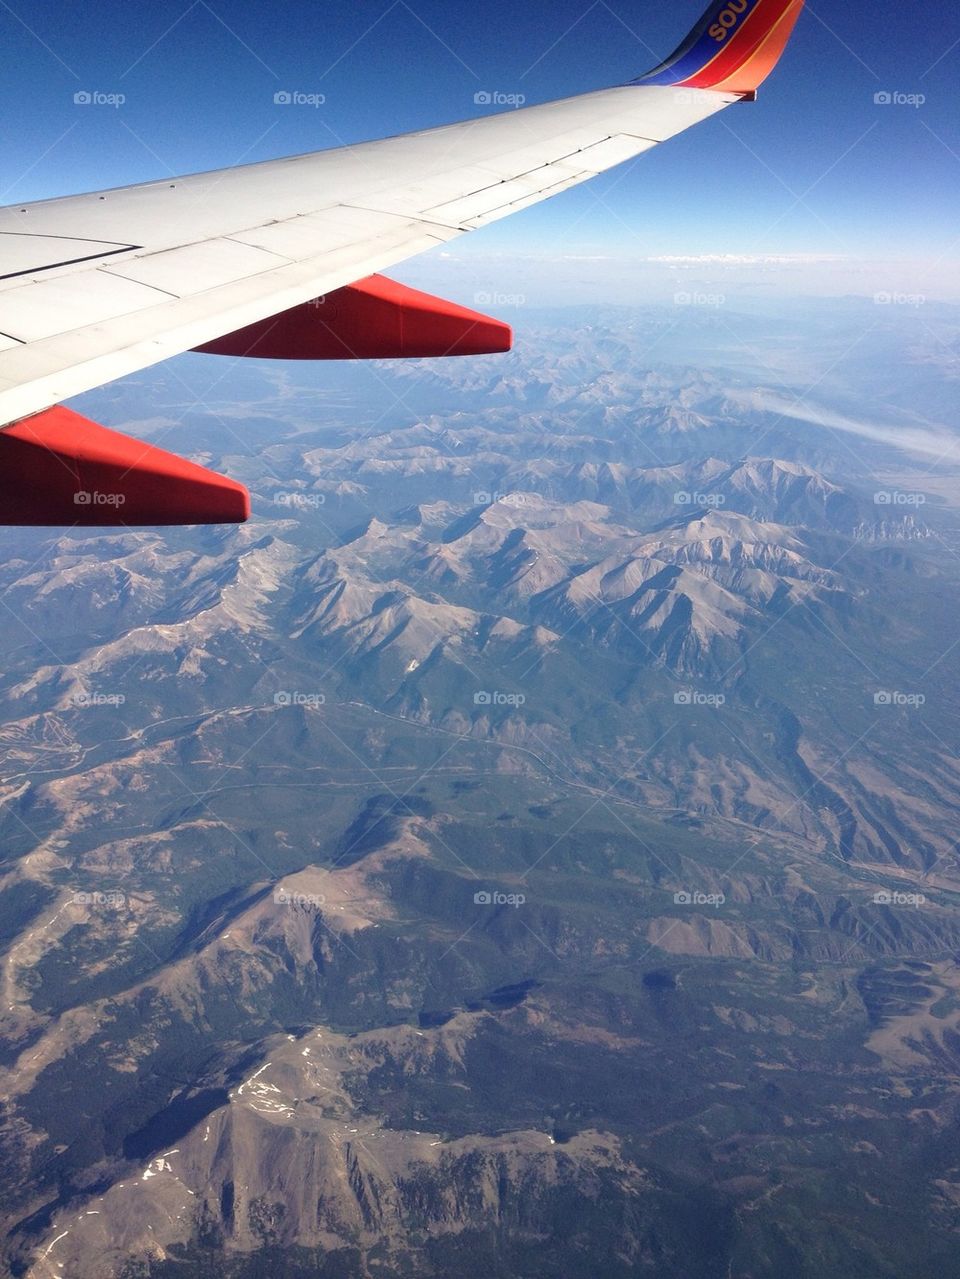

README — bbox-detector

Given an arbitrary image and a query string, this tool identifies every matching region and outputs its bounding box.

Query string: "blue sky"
[1,0,958,297]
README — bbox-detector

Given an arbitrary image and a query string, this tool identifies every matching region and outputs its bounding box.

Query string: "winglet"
[635,0,804,95]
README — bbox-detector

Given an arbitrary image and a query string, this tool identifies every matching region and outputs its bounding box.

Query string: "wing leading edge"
[0,0,805,526]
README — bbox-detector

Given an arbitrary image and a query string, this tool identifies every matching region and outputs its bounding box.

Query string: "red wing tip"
[0,406,251,527]
[196,275,514,362]
[205,480,251,525]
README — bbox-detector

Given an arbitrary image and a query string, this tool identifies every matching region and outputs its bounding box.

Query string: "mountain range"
[2,299,960,1277]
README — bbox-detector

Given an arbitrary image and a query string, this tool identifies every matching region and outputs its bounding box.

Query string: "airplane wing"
[0,0,804,525]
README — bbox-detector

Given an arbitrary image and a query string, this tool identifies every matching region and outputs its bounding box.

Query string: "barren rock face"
[32,1010,637,1277]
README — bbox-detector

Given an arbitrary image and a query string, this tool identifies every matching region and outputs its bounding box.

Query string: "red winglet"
[0,406,250,526]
